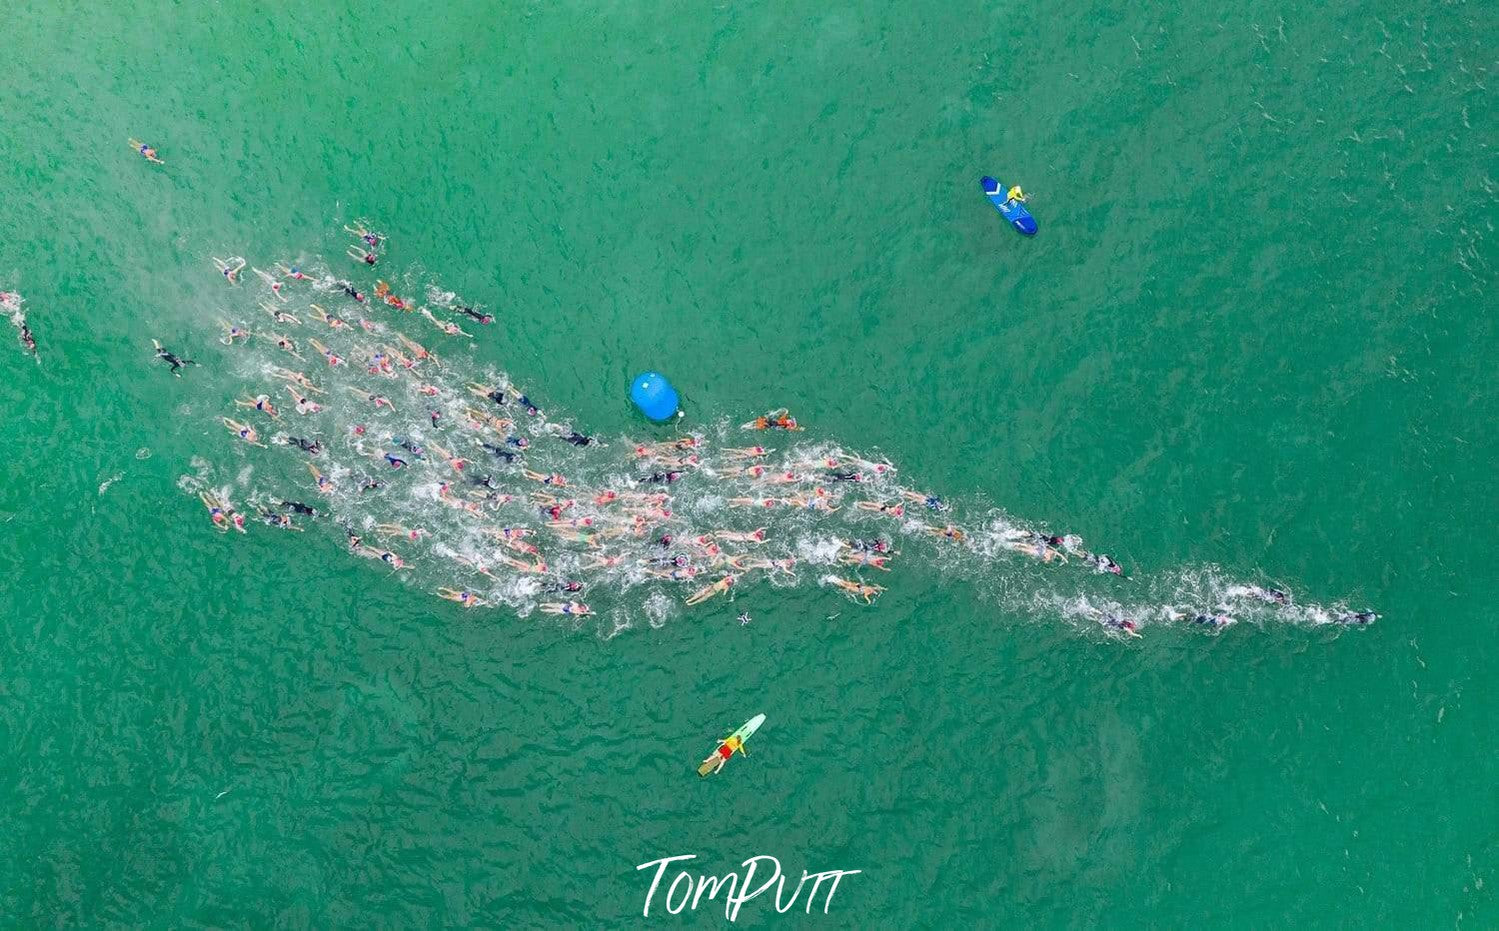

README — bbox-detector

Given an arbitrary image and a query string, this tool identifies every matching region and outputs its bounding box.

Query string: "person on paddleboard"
[1007,185,1026,203]
[702,734,747,776]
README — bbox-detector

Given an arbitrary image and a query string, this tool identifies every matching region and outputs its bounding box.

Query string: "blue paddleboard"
[980,176,1038,236]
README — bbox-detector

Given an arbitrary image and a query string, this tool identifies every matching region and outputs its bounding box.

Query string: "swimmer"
[728,497,780,509]
[544,580,585,595]
[308,464,333,494]
[252,267,289,302]
[337,281,366,303]
[199,491,246,533]
[1097,611,1141,639]
[754,470,803,485]
[151,339,197,376]
[455,305,493,325]
[285,386,322,414]
[437,588,487,608]
[784,493,840,513]
[1083,553,1124,575]
[257,507,302,531]
[308,338,343,367]
[354,543,406,569]
[390,436,425,458]
[523,469,567,487]
[268,367,323,393]
[827,576,885,604]
[394,332,437,366]
[560,430,593,447]
[218,319,250,345]
[1007,185,1026,203]
[128,138,164,164]
[685,574,737,606]
[1333,610,1378,626]
[421,308,471,338]
[928,524,965,542]
[265,332,304,360]
[846,456,897,477]
[497,556,548,574]
[367,350,395,377]
[234,394,280,419]
[723,446,772,460]
[467,382,509,406]
[429,442,468,473]
[346,387,396,411]
[416,383,440,397]
[641,471,684,485]
[719,465,766,479]
[373,281,409,311]
[449,554,497,579]
[14,315,36,357]
[1005,541,1066,564]
[280,500,319,517]
[824,471,865,484]
[275,434,322,455]
[372,523,425,543]
[464,408,513,432]
[212,257,245,284]
[741,408,802,431]
[647,565,700,581]
[358,317,384,334]
[274,263,318,282]
[344,223,386,248]
[900,490,947,511]
[478,441,516,463]
[1166,609,1236,631]
[309,304,350,331]
[840,551,893,571]
[854,500,904,518]
[583,553,626,569]
[260,301,301,325]
[715,527,769,544]
[347,245,378,266]
[843,538,892,554]
[221,417,266,448]
[1227,585,1291,605]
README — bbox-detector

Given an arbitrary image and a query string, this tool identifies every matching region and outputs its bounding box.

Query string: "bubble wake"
[172,230,1378,639]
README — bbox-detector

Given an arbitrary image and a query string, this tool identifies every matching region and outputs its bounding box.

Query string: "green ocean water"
[2,0,1496,926]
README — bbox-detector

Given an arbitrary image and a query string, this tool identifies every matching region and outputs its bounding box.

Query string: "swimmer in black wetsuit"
[151,339,197,376]
[641,471,684,485]
[1334,611,1378,626]
[469,474,497,490]
[338,281,366,303]
[563,431,592,447]
[19,323,36,355]
[278,431,322,452]
[544,580,584,594]
[456,305,493,325]
[280,500,319,517]
[825,471,862,483]
[480,442,516,462]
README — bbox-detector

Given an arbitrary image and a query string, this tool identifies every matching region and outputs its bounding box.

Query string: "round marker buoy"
[630,372,681,422]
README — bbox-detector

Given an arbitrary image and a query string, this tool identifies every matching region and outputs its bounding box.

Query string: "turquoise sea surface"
[1,0,1495,926]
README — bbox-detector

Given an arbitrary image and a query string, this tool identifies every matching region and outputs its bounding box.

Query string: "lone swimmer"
[152,339,197,376]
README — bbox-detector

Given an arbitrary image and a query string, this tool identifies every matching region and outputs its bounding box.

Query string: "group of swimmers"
[166,224,1376,637]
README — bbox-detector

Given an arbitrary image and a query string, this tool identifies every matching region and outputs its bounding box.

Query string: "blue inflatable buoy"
[630,372,681,422]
